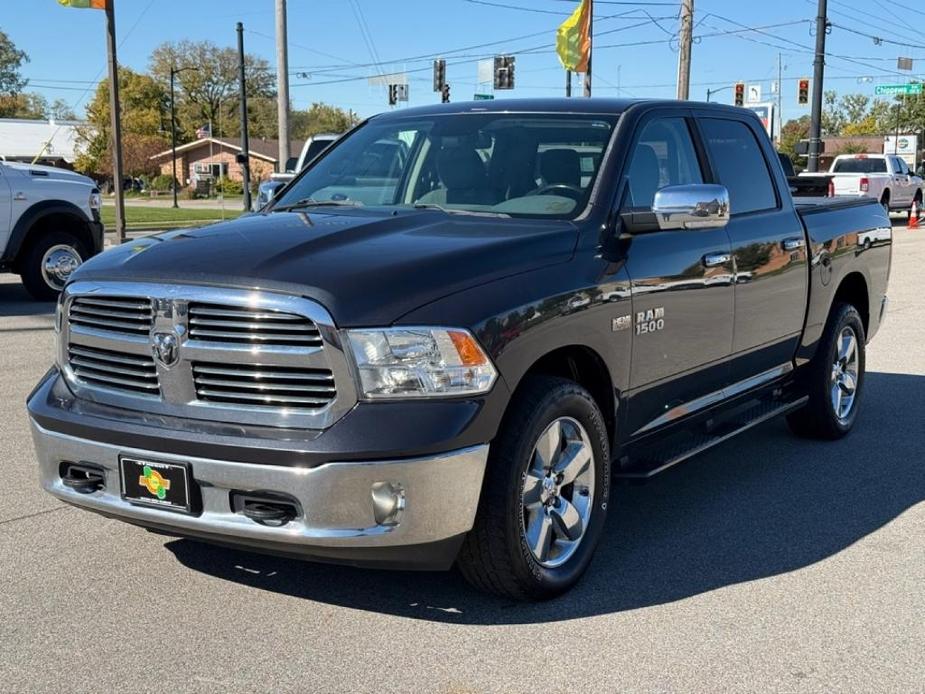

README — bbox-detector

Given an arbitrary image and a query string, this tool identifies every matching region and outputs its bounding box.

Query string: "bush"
[214,178,244,195]
[150,174,177,192]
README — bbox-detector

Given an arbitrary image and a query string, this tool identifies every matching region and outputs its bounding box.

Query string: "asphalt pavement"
[1,224,923,693]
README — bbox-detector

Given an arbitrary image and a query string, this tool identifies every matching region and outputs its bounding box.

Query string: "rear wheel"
[880,192,890,216]
[20,230,88,301]
[787,303,865,439]
[458,376,610,600]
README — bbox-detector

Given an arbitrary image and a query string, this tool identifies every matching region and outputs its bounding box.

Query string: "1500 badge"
[635,307,665,335]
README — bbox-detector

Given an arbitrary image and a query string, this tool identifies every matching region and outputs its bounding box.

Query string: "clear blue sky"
[4,0,924,128]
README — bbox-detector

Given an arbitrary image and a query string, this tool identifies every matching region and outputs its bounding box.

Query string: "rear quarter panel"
[796,198,892,363]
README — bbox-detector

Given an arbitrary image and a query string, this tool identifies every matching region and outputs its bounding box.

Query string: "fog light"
[371,481,405,527]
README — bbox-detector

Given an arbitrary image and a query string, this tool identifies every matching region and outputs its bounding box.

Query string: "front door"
[619,115,735,437]
[0,168,11,255]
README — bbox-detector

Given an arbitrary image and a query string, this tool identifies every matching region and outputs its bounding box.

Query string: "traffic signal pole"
[237,22,252,211]
[807,0,828,173]
[105,1,125,243]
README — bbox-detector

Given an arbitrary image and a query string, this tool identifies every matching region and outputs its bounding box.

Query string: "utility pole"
[807,0,828,173]
[777,53,783,144]
[237,22,252,211]
[275,0,290,171]
[566,70,572,97]
[676,0,694,100]
[105,1,125,243]
[583,0,593,97]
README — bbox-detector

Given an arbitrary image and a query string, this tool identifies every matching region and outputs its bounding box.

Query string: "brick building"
[151,136,304,187]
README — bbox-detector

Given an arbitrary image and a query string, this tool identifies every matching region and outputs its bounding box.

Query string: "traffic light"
[433,59,446,93]
[734,82,745,107]
[798,78,810,105]
[494,55,515,90]
[388,84,397,106]
[441,83,450,103]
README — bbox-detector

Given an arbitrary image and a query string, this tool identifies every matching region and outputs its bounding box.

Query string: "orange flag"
[58,0,108,8]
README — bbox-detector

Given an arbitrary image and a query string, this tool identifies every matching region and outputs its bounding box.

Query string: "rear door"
[696,115,809,384]
[890,156,914,206]
[619,113,735,437]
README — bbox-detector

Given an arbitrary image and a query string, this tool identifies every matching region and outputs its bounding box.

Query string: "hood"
[3,161,96,186]
[72,208,578,326]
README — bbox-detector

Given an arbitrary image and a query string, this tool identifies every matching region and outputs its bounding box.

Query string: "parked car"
[0,161,104,300]
[28,99,891,600]
[254,133,340,209]
[778,152,833,198]
[818,153,924,213]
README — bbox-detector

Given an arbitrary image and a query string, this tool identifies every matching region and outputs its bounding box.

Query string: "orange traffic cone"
[910,200,920,231]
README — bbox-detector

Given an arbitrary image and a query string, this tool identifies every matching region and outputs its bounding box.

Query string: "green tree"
[0,29,27,96]
[148,40,275,140]
[50,98,76,120]
[291,102,360,139]
[74,68,169,177]
[779,115,811,162]
[0,92,47,119]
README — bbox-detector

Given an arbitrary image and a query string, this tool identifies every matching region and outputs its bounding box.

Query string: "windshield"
[273,113,618,219]
[832,157,887,174]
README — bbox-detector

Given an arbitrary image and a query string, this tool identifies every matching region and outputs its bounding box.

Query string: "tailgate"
[831,174,863,195]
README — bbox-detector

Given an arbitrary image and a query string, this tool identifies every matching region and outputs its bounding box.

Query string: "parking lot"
[1,224,922,692]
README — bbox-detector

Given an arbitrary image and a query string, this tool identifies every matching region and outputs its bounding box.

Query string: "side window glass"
[701,118,777,215]
[625,118,703,209]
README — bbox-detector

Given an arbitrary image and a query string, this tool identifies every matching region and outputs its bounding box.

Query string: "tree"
[148,40,275,140]
[0,29,27,96]
[822,90,845,135]
[50,99,76,121]
[74,67,169,176]
[779,115,811,161]
[291,102,360,140]
[0,92,47,119]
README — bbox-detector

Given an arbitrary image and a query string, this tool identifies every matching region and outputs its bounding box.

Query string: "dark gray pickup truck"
[28,99,891,600]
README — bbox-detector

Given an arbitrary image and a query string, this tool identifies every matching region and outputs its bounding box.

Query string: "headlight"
[89,190,102,211]
[346,327,497,399]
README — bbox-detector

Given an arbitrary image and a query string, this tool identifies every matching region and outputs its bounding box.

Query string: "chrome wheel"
[41,244,82,291]
[521,416,595,568]
[831,326,859,421]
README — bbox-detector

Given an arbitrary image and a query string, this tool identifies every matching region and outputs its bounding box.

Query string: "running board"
[615,396,808,481]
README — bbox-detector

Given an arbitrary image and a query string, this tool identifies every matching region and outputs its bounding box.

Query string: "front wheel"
[787,303,866,439]
[457,376,611,600]
[20,230,88,301]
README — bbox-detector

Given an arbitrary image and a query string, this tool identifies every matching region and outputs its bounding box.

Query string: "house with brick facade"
[150,136,304,188]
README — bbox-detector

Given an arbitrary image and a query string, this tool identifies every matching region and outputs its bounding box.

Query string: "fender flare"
[2,200,92,266]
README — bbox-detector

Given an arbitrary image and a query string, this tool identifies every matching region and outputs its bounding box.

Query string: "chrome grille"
[193,363,336,410]
[188,303,323,347]
[67,344,160,396]
[68,296,154,337]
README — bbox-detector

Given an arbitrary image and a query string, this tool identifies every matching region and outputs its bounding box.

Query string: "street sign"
[746,84,762,104]
[745,103,775,138]
[473,93,494,100]
[875,83,922,96]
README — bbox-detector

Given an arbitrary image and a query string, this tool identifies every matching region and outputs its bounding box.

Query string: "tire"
[787,303,866,440]
[457,375,611,600]
[19,229,88,301]
[880,193,890,216]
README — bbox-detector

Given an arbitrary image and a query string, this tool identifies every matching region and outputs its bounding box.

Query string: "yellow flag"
[58,0,108,8]
[556,0,591,73]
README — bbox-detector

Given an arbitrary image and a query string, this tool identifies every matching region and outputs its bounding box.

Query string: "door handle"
[782,237,805,251]
[702,252,730,268]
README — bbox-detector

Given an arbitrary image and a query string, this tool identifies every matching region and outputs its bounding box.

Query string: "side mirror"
[652,184,730,231]
[284,157,298,173]
[264,181,285,202]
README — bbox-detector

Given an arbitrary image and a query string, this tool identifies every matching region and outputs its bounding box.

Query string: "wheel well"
[519,345,616,442]
[880,189,890,204]
[12,212,92,272]
[833,272,869,335]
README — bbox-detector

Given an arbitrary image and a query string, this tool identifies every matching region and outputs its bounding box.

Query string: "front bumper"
[30,418,489,570]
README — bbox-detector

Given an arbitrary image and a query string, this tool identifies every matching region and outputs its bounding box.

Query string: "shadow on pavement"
[0,280,54,318]
[167,371,925,624]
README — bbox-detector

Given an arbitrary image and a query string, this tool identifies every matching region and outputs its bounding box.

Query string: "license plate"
[120,457,192,513]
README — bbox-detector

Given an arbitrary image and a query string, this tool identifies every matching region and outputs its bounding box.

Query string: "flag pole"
[583,0,592,97]
[104,0,126,242]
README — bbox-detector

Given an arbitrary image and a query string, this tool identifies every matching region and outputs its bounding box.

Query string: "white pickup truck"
[0,161,104,300]
[254,133,340,209]
[822,153,924,214]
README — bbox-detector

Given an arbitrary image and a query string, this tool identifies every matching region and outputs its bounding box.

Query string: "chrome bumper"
[31,419,488,564]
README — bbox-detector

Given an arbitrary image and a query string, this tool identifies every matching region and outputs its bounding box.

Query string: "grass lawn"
[100,205,242,230]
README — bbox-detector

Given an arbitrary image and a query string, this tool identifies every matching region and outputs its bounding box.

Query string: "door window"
[625,118,703,209]
[701,119,777,215]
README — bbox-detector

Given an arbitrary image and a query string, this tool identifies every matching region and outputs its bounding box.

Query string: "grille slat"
[67,344,160,396]
[69,296,153,337]
[188,303,322,347]
[192,362,335,410]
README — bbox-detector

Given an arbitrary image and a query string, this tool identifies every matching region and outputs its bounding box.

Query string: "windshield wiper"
[273,198,363,212]
[412,203,509,218]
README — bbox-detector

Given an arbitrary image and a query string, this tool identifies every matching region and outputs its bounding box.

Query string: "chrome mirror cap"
[652,184,730,231]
